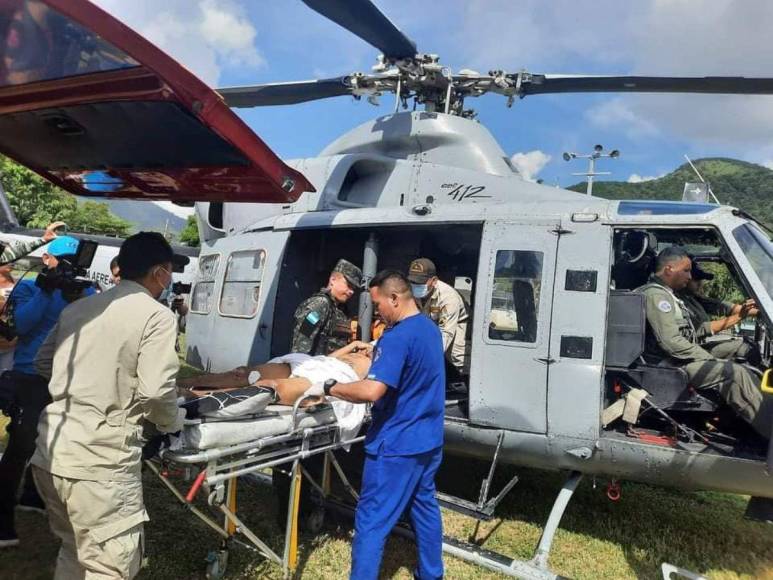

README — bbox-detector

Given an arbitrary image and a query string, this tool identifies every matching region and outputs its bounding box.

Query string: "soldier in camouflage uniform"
[677,260,760,365]
[636,246,772,438]
[291,259,362,355]
[0,221,65,265]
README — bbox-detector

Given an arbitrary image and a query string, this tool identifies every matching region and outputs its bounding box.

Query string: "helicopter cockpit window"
[191,254,220,315]
[219,250,266,318]
[488,250,543,343]
[733,223,773,303]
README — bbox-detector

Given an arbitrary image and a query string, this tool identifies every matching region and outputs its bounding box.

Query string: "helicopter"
[0,1,772,578]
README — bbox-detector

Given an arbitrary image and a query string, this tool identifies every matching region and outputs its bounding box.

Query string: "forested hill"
[567,158,773,227]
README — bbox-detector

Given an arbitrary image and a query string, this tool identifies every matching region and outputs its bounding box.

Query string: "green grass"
[2,341,772,579]
[2,420,772,579]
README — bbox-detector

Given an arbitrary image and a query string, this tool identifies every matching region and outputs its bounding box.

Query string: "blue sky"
[93,0,773,211]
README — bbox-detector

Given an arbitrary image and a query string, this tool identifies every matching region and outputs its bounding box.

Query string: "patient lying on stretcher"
[177,341,373,406]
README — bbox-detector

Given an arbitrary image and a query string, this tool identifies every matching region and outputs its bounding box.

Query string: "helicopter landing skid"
[436,430,519,521]
[325,470,584,580]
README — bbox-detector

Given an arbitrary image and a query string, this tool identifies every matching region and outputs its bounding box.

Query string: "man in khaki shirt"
[31,232,184,580]
[407,258,469,378]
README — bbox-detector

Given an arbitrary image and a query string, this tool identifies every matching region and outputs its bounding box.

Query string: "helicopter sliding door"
[185,229,289,372]
[468,220,559,433]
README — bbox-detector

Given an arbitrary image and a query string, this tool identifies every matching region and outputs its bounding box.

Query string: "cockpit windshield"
[733,223,773,303]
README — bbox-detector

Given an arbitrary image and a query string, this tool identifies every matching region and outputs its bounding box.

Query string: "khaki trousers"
[684,359,773,439]
[31,466,147,580]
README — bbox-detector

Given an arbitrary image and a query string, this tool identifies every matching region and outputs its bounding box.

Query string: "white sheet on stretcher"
[267,353,366,441]
[180,405,337,450]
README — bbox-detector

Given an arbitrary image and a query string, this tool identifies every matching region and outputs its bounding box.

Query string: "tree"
[179,215,200,247]
[0,155,131,237]
[63,201,132,237]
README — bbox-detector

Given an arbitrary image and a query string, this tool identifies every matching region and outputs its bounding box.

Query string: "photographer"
[0,235,95,548]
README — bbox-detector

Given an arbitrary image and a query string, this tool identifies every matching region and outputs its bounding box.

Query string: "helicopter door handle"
[535,357,555,365]
[258,322,268,339]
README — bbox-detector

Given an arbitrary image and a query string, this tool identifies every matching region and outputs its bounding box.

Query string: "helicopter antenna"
[684,155,721,204]
[563,144,620,196]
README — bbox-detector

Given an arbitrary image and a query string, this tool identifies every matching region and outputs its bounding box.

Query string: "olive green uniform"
[291,288,352,355]
[637,275,771,438]
[677,292,759,363]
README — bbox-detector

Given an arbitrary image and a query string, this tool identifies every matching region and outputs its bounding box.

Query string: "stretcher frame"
[145,395,364,579]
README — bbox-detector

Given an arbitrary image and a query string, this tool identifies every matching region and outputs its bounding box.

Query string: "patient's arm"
[255,377,314,405]
[176,366,250,389]
[176,362,292,390]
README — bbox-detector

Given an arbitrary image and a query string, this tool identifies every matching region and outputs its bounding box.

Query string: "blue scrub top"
[365,313,446,456]
[11,280,95,374]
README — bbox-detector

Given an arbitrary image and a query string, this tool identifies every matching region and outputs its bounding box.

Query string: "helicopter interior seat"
[605,290,718,415]
[611,230,658,290]
[511,279,537,342]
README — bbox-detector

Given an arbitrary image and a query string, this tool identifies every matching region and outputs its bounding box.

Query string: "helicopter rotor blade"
[218,77,353,107]
[517,74,773,96]
[302,0,417,60]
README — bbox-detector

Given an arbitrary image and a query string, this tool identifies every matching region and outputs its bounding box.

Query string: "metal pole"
[358,233,378,342]
[587,157,595,196]
[531,471,584,570]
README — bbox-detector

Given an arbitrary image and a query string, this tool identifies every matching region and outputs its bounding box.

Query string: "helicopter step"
[435,430,519,521]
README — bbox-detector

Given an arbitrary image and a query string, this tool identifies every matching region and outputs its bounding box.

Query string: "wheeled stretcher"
[146,393,366,579]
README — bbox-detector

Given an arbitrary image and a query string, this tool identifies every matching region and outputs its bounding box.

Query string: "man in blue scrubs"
[321,270,445,579]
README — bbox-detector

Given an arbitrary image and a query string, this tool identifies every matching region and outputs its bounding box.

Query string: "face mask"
[412,283,429,299]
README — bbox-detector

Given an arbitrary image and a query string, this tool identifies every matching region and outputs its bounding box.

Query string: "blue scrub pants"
[350,446,443,580]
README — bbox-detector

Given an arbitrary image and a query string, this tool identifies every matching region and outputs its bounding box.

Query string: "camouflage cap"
[407,258,437,284]
[333,259,363,289]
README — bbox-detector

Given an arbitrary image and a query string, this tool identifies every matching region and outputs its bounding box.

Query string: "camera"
[172,282,191,295]
[35,239,98,302]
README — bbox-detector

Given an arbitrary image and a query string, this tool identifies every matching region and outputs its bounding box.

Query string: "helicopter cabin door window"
[190,254,221,314]
[488,250,544,343]
[219,250,266,318]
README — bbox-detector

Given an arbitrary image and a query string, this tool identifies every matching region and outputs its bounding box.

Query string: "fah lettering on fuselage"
[87,269,113,288]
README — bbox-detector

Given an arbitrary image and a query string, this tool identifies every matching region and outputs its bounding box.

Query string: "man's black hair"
[117,232,173,281]
[369,269,412,295]
[109,256,119,271]
[655,246,689,272]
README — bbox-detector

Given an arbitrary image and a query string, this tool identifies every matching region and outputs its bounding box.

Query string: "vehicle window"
[488,250,543,343]
[0,1,138,88]
[190,254,220,314]
[219,250,265,318]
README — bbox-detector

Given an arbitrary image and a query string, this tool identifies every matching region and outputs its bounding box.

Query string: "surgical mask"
[412,283,429,299]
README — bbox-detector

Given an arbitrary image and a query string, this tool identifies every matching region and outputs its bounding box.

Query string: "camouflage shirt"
[291,289,351,355]
[0,237,46,266]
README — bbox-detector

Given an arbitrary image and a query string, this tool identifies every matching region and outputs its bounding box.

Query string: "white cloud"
[762,160,773,171]
[93,0,264,86]
[628,173,661,183]
[152,201,195,220]
[509,150,552,181]
[585,98,659,139]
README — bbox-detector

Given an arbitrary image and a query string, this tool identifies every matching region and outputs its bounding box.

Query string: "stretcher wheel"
[205,548,229,579]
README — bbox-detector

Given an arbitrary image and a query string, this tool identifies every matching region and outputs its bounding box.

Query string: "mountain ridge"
[567,158,773,226]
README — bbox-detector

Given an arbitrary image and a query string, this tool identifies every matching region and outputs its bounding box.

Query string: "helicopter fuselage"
[186,112,773,499]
